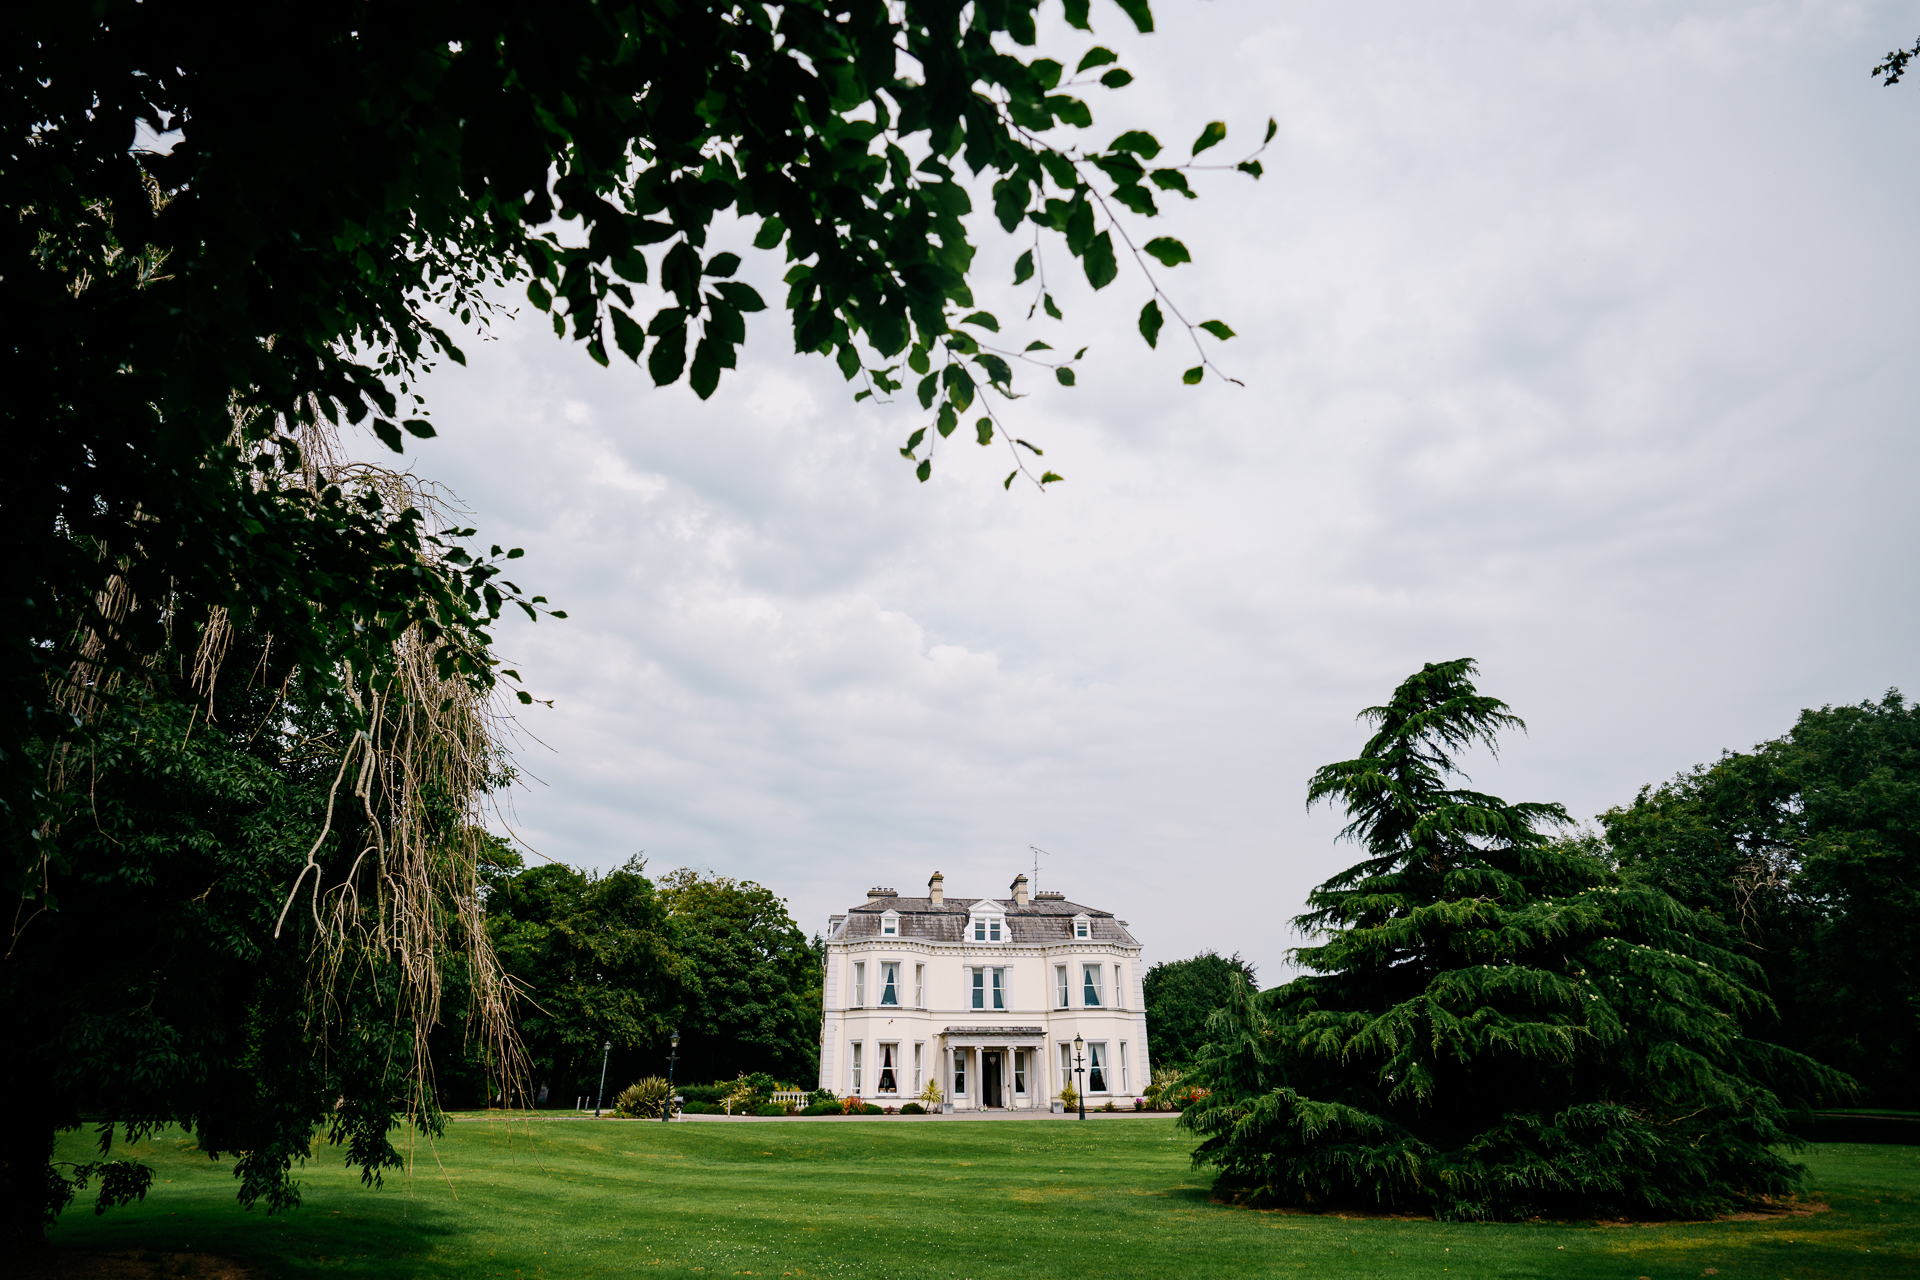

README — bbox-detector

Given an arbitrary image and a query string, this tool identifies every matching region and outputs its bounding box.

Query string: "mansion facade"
[819,872,1151,1111]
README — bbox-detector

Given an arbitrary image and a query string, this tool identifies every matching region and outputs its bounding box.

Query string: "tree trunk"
[0,1107,56,1247]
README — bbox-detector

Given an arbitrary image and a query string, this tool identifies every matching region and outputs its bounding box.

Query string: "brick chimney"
[927,871,944,905]
[866,886,896,905]
[1009,873,1030,906]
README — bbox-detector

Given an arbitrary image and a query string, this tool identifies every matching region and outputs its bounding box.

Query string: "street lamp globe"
[671,1030,681,1050]
[1073,1034,1083,1054]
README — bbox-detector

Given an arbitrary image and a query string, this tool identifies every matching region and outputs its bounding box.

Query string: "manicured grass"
[46,1119,1920,1279]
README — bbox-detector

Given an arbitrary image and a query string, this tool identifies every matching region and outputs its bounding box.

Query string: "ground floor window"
[851,1041,863,1095]
[1088,1042,1107,1093]
[1014,1049,1029,1095]
[953,1048,968,1096]
[878,1043,898,1094]
[1120,1041,1130,1093]
[913,1042,924,1093]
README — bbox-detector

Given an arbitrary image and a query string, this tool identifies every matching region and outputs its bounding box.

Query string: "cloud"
[409,0,1920,981]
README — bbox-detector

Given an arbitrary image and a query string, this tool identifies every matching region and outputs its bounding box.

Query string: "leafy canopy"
[1181,660,1851,1221]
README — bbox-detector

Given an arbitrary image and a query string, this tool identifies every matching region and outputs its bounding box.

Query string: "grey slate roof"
[835,895,1139,947]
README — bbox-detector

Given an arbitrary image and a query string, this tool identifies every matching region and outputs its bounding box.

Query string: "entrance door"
[982,1051,1003,1107]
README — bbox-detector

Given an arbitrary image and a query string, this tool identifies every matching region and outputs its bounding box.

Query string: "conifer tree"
[1181,660,1850,1221]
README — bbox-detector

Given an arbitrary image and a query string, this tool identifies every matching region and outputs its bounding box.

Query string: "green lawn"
[44,1118,1920,1279]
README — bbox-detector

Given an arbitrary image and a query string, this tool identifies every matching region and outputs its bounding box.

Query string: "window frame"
[881,910,900,937]
[852,961,865,1007]
[1087,1042,1108,1093]
[880,961,900,1007]
[878,1042,899,1094]
[1072,914,1091,940]
[914,963,925,1007]
[1055,964,1069,1008]
[953,1048,968,1096]
[1082,963,1104,1008]
[851,1041,863,1095]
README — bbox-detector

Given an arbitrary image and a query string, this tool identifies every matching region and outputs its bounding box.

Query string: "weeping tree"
[1181,660,1851,1221]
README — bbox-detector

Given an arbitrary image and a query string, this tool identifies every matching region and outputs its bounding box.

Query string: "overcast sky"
[397,0,1920,982]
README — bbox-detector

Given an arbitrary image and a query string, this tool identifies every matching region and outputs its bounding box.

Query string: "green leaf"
[1142,237,1191,267]
[1108,130,1162,159]
[1016,438,1044,456]
[713,281,766,312]
[1182,366,1204,385]
[1013,250,1035,286]
[1048,95,1093,128]
[1112,0,1154,33]
[961,311,1000,332]
[916,459,932,482]
[372,419,405,453]
[610,308,647,361]
[1198,320,1236,341]
[1191,121,1227,156]
[703,252,741,277]
[1056,367,1077,386]
[975,352,1013,385]
[1237,160,1264,179]
[1082,231,1118,290]
[836,343,861,380]
[1066,200,1096,255]
[937,403,958,436]
[1024,340,1053,352]
[752,217,786,250]
[1040,471,1065,484]
[1138,300,1164,348]
[1005,471,1019,489]
[526,280,553,311]
[902,427,927,457]
[662,242,702,305]
[648,326,688,385]
[689,352,721,400]
[647,306,687,336]
[1063,0,1091,30]
[1099,69,1133,88]
[908,345,931,375]
[1043,293,1063,320]
[944,364,976,411]
[1265,117,1279,143]
[1110,184,1157,216]
[1078,46,1119,71]
[976,418,995,445]
[1149,169,1195,198]
[401,418,437,439]
[1029,59,1064,91]
[917,372,939,409]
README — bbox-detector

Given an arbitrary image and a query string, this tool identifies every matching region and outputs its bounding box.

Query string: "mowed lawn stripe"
[47,1120,1920,1279]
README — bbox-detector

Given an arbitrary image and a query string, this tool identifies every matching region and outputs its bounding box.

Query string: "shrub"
[613,1076,674,1118]
[840,1094,865,1115]
[812,1087,838,1104]
[1101,1099,1117,1112]
[679,1084,726,1106]
[900,1103,926,1115]
[861,1103,883,1115]
[680,1101,721,1115]
[1058,1084,1079,1112]
[801,1102,840,1116]
[1144,1065,1183,1111]
[754,1103,786,1117]
[917,1080,944,1109]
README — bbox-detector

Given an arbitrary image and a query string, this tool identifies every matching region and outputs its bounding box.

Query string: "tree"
[1143,951,1258,1068]
[657,869,820,1084]
[1180,660,1849,1221]
[1601,691,1920,1110]
[473,853,680,1107]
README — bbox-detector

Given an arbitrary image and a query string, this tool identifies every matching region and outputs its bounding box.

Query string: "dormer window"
[1072,915,1091,940]
[968,903,1005,943]
[881,910,899,937]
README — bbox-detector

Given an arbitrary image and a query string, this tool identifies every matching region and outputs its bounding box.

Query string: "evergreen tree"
[1181,660,1849,1221]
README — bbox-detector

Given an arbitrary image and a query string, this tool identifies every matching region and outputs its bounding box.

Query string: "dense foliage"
[1601,691,1919,1110]
[1181,660,1849,1221]
[1143,951,1258,1068]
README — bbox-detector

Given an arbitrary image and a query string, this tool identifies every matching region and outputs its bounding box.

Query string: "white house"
[819,872,1151,1111]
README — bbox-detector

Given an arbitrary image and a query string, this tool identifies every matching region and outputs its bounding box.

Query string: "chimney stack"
[927,871,945,905]
[866,887,896,905]
[1010,873,1030,906]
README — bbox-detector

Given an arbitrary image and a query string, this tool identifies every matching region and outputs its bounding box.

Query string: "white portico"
[819,873,1150,1111]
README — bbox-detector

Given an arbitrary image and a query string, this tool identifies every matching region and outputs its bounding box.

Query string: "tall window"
[1082,964,1104,1007]
[1059,1043,1072,1091]
[881,962,899,1006]
[879,1044,898,1093]
[1113,964,1124,1010]
[1120,1042,1130,1093]
[1088,1043,1107,1093]
[953,1049,968,1096]
[851,1042,863,1094]
[991,967,1005,1010]
[1055,964,1069,1007]
[1014,1050,1028,1096]
[970,968,985,1010]
[853,962,865,1006]
[914,964,925,1006]
[913,1042,923,1093]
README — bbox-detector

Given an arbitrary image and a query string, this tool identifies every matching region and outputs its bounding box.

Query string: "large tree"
[5,0,1255,1243]
[1601,691,1919,1110]
[1143,951,1258,1069]
[1181,660,1849,1221]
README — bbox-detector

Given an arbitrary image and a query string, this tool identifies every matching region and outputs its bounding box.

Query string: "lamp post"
[593,1039,612,1117]
[662,1030,681,1122]
[1072,1034,1086,1121]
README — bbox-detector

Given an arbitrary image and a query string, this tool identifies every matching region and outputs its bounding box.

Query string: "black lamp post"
[1072,1034,1086,1121]
[662,1030,681,1122]
[593,1039,612,1117]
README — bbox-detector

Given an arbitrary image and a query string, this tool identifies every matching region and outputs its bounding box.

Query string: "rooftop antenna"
[1028,845,1050,894]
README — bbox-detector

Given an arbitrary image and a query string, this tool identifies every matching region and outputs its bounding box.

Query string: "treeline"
[1151,663,1913,1220]
[434,852,822,1109]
